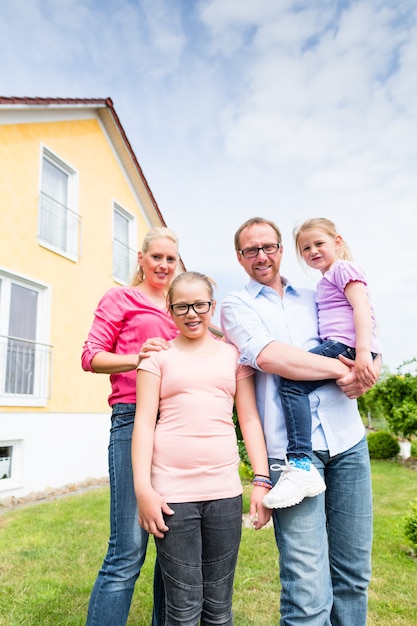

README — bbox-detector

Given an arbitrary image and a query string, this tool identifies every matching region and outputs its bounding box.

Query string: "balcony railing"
[113,239,137,284]
[0,335,52,403]
[38,192,80,260]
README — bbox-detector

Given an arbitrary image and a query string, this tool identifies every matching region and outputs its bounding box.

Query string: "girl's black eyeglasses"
[170,301,212,316]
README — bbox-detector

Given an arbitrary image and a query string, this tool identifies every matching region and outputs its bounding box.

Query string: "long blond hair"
[294,218,352,262]
[130,226,179,287]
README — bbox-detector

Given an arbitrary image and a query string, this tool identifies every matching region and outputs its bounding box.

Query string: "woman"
[81,226,180,626]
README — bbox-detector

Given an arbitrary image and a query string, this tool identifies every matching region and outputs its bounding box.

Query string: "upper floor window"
[0,271,51,407]
[113,205,137,284]
[38,149,80,261]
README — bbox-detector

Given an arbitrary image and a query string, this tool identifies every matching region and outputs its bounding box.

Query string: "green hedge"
[367,431,400,459]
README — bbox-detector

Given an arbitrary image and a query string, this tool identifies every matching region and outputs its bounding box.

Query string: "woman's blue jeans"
[270,437,373,626]
[155,496,242,626]
[86,403,164,626]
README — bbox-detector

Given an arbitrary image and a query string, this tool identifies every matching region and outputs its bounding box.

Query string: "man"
[220,217,376,626]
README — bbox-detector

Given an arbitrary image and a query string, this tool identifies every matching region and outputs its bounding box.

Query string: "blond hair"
[294,218,352,262]
[130,226,179,287]
[167,271,217,306]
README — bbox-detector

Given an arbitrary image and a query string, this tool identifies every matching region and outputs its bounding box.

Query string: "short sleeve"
[330,260,368,292]
[236,362,255,380]
[138,351,162,378]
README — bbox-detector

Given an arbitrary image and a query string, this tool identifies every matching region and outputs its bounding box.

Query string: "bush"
[411,440,417,458]
[367,431,400,459]
[404,500,417,552]
[363,360,417,440]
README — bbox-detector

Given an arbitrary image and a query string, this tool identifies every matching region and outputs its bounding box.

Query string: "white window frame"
[112,203,138,284]
[0,440,23,493]
[0,269,51,407]
[38,146,80,262]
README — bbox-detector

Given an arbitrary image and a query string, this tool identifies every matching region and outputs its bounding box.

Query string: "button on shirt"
[220,278,365,458]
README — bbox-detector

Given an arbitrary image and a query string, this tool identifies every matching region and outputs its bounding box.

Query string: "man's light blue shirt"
[220,277,365,458]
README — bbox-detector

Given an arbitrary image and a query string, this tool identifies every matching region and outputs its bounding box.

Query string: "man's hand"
[336,354,374,399]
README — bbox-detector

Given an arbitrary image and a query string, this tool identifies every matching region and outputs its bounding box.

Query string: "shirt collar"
[246,276,300,299]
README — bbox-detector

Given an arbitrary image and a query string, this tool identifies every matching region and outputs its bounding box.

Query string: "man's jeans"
[155,496,242,625]
[270,437,373,626]
[86,404,164,626]
[280,341,355,458]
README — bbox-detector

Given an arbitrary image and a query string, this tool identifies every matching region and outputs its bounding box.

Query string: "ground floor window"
[0,271,51,406]
[0,445,12,480]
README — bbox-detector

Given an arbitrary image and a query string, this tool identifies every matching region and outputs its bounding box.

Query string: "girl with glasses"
[132,271,270,625]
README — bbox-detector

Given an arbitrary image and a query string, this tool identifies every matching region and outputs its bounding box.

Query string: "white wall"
[0,412,110,499]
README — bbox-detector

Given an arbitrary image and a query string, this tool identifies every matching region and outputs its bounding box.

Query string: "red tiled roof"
[0,96,110,106]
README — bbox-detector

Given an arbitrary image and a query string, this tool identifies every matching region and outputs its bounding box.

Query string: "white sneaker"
[262,459,326,509]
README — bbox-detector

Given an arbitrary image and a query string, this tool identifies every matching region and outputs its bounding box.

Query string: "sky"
[1,0,416,371]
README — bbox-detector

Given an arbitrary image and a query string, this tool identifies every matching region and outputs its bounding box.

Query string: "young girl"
[132,271,271,625]
[263,217,380,510]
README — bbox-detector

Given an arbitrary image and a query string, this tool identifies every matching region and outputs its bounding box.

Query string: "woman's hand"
[139,337,170,362]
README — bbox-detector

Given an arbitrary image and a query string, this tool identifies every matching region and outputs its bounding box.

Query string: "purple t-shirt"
[316,260,380,353]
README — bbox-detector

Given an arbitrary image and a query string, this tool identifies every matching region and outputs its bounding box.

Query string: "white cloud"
[0,0,416,368]
[217,1,416,167]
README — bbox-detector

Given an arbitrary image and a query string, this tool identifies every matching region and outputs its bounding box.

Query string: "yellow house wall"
[0,117,156,415]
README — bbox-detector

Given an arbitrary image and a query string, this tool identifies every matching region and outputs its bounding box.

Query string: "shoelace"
[270,456,293,478]
[269,455,311,479]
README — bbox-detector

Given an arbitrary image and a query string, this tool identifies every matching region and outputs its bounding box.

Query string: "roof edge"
[103,99,166,227]
[0,96,110,107]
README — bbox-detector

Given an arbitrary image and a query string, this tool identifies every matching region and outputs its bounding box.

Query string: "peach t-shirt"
[138,340,253,503]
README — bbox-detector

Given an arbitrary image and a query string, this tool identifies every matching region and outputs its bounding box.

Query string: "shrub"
[404,500,417,552]
[411,439,417,458]
[367,431,400,459]
[363,360,417,440]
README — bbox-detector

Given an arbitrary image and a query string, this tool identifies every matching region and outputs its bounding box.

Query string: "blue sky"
[1,0,416,370]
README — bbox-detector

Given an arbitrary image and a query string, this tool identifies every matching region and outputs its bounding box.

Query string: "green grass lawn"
[0,460,416,625]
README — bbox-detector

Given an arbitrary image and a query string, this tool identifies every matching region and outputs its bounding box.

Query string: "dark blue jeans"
[155,496,242,625]
[86,403,164,626]
[280,340,356,458]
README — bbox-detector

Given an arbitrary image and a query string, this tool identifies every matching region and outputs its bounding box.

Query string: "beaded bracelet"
[253,476,273,490]
[253,480,272,490]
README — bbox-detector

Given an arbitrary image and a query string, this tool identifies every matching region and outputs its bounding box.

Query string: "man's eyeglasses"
[170,301,212,316]
[239,243,281,259]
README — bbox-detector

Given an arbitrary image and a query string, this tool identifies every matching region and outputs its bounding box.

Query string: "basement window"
[0,446,12,480]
